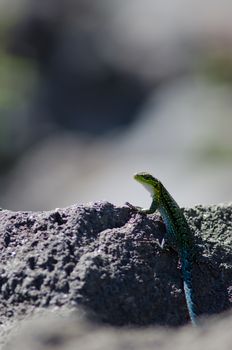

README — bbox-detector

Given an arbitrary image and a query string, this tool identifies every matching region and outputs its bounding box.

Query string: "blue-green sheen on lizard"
[133,172,197,325]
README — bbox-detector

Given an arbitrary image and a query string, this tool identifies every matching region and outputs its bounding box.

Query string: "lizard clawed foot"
[156,237,173,253]
[125,202,144,213]
[131,237,170,252]
[156,237,165,249]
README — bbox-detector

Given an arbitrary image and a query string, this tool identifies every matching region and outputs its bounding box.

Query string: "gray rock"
[0,202,231,346]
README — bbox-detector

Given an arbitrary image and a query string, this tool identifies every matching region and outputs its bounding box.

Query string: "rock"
[0,201,231,346]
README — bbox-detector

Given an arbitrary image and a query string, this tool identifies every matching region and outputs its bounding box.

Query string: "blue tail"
[181,250,198,325]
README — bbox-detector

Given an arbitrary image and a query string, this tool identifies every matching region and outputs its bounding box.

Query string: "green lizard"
[128,172,198,325]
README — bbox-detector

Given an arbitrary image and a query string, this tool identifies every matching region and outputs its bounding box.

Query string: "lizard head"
[134,172,162,201]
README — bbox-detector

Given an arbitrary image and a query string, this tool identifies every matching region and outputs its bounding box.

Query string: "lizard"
[127,172,198,325]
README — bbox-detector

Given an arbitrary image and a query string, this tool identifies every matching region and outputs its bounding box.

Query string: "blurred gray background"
[0,0,232,211]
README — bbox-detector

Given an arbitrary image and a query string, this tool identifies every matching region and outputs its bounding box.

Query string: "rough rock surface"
[0,201,232,347]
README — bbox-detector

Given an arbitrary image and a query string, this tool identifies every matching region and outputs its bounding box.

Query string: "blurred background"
[1,0,232,211]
